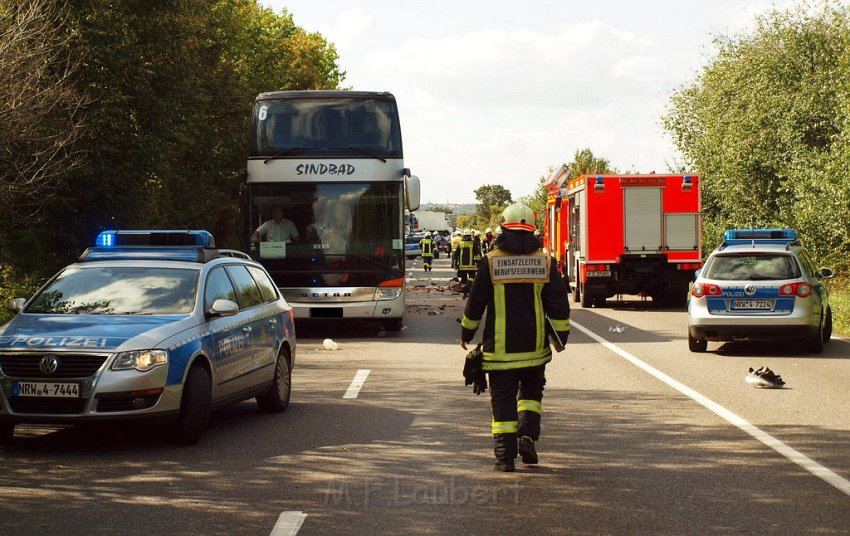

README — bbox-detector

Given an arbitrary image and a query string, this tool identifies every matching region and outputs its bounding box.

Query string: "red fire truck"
[543,166,702,308]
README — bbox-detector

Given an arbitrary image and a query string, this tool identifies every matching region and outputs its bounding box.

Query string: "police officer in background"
[460,203,571,472]
[420,231,434,272]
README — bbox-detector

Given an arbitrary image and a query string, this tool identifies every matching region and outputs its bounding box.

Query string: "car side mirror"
[207,299,239,318]
[694,269,702,278]
[819,268,834,279]
[6,298,27,313]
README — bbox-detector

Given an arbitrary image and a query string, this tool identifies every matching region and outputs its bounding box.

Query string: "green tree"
[663,3,850,259]
[473,184,512,229]
[1,0,343,275]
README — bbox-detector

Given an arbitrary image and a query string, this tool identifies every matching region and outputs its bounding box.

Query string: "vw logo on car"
[38,355,59,375]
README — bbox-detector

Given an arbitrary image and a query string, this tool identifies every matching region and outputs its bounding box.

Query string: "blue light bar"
[722,229,798,247]
[95,230,215,248]
[723,229,797,241]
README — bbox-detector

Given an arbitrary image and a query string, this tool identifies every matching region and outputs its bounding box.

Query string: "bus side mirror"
[406,174,421,211]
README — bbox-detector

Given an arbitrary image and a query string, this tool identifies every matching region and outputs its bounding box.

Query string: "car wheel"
[594,296,606,308]
[168,365,212,444]
[0,421,14,444]
[257,347,292,413]
[688,332,707,352]
[383,318,403,331]
[823,306,833,343]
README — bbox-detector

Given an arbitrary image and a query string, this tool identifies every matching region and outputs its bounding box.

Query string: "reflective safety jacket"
[461,247,571,370]
[457,237,480,271]
[451,234,462,253]
[419,237,434,257]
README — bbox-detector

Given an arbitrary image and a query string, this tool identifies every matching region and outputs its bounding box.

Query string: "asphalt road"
[2,255,850,535]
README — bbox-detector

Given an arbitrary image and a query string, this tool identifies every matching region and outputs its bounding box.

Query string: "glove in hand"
[463,344,487,395]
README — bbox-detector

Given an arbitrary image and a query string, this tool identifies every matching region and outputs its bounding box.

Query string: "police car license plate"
[731,300,772,310]
[12,381,79,398]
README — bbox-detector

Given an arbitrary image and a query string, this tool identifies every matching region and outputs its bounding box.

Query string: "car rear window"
[704,254,801,281]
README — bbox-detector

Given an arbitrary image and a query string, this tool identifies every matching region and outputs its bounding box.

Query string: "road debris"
[322,338,340,350]
[608,324,626,333]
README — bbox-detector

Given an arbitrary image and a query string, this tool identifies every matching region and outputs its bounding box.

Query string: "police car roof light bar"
[95,230,215,248]
[719,228,798,249]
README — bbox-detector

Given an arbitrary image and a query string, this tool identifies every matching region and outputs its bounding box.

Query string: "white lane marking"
[571,320,850,497]
[269,511,306,536]
[343,369,371,399]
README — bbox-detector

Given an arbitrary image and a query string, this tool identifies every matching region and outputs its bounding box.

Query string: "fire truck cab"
[543,167,702,308]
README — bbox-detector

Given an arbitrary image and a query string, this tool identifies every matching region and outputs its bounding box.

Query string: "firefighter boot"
[518,436,538,465]
[493,433,517,471]
[494,459,515,472]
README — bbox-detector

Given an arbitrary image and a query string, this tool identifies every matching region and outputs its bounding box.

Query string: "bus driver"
[253,205,300,243]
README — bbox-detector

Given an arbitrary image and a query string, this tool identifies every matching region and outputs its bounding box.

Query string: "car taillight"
[778,282,812,297]
[692,283,721,298]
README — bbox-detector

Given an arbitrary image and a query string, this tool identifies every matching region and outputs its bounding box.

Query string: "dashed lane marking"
[269,511,306,536]
[572,320,850,497]
[343,369,371,399]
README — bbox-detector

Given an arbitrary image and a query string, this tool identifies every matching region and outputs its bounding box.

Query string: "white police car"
[688,229,833,353]
[0,230,296,444]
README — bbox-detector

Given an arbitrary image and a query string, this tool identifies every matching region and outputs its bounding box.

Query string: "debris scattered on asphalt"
[608,325,626,333]
[745,366,785,388]
[322,338,340,350]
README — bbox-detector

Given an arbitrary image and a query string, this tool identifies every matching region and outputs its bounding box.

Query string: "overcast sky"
[261,0,798,203]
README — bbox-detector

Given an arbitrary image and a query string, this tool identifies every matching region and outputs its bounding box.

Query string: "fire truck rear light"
[587,264,609,271]
[677,263,702,270]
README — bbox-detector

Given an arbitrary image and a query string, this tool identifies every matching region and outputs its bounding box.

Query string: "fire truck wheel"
[593,296,606,308]
[571,283,580,303]
[580,287,594,308]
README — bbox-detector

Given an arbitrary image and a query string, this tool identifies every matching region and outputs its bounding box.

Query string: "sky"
[261,0,800,204]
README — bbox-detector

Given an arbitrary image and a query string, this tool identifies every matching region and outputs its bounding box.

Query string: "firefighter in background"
[450,230,462,269]
[455,228,480,291]
[420,231,434,272]
[460,202,571,472]
[472,230,483,265]
[481,227,495,254]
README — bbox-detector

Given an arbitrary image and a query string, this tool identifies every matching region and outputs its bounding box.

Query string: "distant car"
[0,230,296,444]
[688,229,833,353]
[405,235,423,259]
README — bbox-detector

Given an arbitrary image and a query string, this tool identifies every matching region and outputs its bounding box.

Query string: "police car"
[0,230,296,444]
[405,235,423,259]
[688,229,833,353]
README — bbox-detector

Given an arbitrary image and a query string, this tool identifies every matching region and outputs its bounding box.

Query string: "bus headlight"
[374,277,404,301]
[112,350,168,372]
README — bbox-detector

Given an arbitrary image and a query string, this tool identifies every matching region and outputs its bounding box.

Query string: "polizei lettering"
[296,163,356,176]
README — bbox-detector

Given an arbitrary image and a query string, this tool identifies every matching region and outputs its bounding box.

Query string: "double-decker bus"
[242,91,420,330]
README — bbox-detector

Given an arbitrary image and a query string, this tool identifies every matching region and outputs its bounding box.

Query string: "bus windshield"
[250,96,402,158]
[248,182,403,284]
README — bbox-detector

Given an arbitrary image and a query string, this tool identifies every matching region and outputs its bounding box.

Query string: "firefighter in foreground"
[420,231,434,272]
[460,203,571,472]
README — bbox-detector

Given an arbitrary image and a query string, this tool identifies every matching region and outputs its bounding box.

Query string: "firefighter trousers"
[489,365,546,462]
[422,254,433,270]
